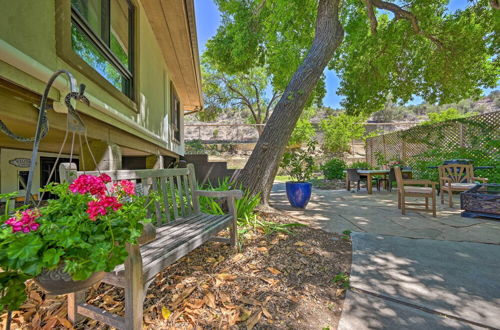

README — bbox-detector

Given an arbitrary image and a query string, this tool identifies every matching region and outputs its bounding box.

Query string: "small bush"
[198,177,260,225]
[321,158,346,180]
[349,161,372,169]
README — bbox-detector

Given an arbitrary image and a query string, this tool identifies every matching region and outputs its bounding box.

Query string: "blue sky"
[194,0,492,108]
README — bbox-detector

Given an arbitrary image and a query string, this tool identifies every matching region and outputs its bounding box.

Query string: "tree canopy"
[205,0,499,202]
[200,58,280,134]
[206,0,498,114]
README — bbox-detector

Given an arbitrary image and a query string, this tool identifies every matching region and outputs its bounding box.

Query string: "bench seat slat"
[104,213,231,286]
[135,214,222,262]
[141,216,231,282]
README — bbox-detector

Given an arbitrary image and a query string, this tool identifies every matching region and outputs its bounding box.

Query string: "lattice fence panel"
[366,111,500,180]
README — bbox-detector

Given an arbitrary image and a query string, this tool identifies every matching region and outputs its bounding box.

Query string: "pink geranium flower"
[5,209,41,233]
[112,180,135,196]
[86,196,123,221]
[69,174,107,196]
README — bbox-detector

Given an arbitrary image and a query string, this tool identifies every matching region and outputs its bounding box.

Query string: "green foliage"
[349,161,372,170]
[198,178,261,225]
[333,1,498,115]
[185,140,205,154]
[207,0,498,117]
[280,141,318,182]
[332,272,350,289]
[422,108,477,125]
[341,230,352,240]
[198,178,305,235]
[289,107,317,147]
[321,158,346,180]
[408,146,500,183]
[200,57,279,125]
[0,182,152,312]
[320,113,366,154]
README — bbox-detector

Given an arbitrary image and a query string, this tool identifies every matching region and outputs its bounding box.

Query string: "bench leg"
[124,244,144,330]
[68,290,86,324]
[228,196,238,249]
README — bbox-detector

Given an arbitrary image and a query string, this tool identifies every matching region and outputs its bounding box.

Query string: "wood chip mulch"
[2,211,352,329]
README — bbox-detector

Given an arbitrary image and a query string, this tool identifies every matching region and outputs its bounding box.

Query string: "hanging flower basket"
[34,266,105,295]
[0,174,156,313]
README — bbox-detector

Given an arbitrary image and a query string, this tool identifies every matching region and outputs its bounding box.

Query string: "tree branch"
[367,0,443,47]
[265,91,280,122]
[251,82,263,124]
[363,0,378,34]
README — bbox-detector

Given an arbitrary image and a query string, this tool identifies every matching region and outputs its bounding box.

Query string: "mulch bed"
[3,212,352,329]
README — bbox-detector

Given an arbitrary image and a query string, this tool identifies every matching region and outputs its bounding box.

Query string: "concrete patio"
[271,183,500,329]
[270,183,500,244]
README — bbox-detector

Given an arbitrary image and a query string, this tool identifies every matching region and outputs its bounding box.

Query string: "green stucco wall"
[0,0,184,155]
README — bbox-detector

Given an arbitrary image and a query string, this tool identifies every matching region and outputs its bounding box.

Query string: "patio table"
[345,169,412,194]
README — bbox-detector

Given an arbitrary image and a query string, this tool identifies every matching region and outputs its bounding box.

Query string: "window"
[170,83,181,142]
[70,0,134,98]
[18,171,29,190]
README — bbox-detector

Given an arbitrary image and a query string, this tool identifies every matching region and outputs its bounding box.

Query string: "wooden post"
[187,164,200,213]
[227,196,237,248]
[124,243,145,330]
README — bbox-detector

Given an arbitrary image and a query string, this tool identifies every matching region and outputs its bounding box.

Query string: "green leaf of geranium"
[7,236,43,260]
[42,249,63,268]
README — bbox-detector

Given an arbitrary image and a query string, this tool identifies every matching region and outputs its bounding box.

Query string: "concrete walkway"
[271,184,500,329]
[340,233,500,329]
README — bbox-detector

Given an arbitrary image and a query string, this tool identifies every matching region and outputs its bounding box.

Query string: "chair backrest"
[388,167,396,181]
[393,166,404,189]
[59,163,200,227]
[347,169,361,181]
[438,164,474,184]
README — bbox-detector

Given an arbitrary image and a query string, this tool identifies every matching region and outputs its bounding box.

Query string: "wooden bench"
[59,163,242,330]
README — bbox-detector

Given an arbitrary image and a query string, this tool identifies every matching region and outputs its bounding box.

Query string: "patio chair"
[438,164,488,207]
[378,167,412,192]
[346,169,379,192]
[395,166,437,217]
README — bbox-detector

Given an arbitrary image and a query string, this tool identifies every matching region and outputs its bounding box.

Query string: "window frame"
[55,0,138,111]
[170,82,181,143]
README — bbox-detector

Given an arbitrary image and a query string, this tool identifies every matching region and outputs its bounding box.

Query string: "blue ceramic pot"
[286,181,312,208]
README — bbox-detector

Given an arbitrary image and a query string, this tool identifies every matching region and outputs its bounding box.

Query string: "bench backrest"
[59,163,200,226]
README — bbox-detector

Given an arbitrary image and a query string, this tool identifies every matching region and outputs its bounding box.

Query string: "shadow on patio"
[340,233,500,329]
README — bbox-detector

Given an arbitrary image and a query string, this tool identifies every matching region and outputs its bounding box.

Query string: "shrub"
[320,113,366,153]
[321,158,346,180]
[185,140,205,154]
[349,161,372,169]
[198,178,261,225]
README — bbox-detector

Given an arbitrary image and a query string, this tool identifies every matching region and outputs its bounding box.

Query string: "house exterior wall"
[0,148,77,196]
[0,0,185,156]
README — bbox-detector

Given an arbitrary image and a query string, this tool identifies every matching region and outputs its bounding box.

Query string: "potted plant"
[280,140,317,208]
[0,173,153,312]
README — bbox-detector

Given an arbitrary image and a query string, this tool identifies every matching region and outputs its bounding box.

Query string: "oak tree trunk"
[235,0,344,204]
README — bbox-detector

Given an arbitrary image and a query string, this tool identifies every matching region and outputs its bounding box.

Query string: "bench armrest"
[194,190,243,199]
[472,177,488,183]
[403,180,437,187]
[440,177,452,183]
